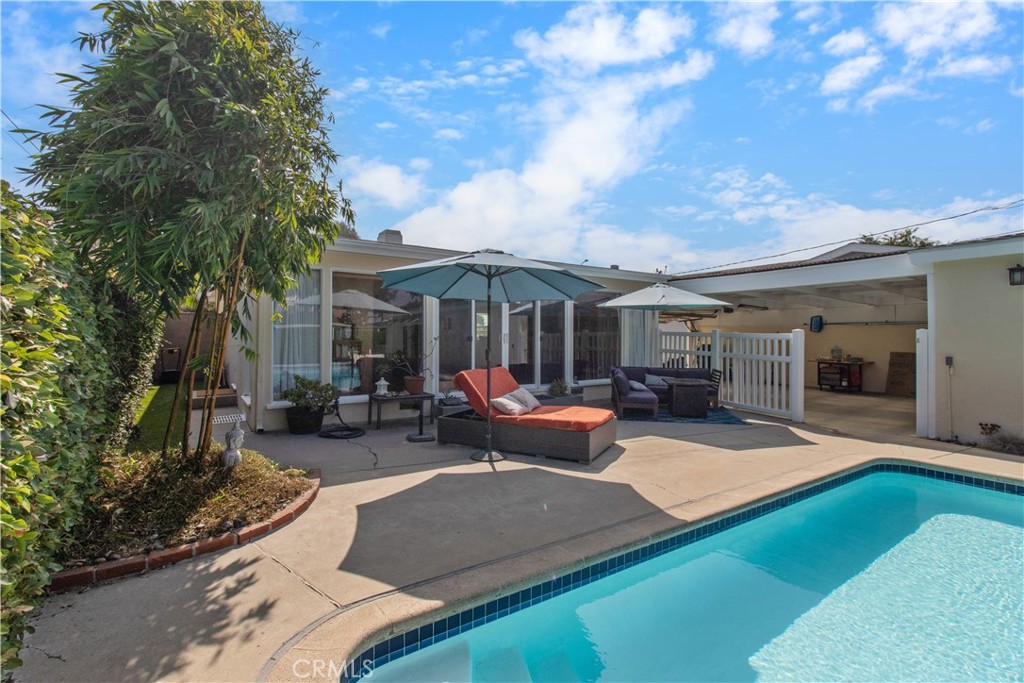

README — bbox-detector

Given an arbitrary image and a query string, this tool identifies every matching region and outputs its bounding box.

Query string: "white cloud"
[338,156,426,210]
[375,121,398,130]
[963,118,995,135]
[408,158,432,172]
[395,12,714,268]
[826,98,848,112]
[682,164,1023,271]
[875,2,999,60]
[712,2,781,58]
[1,6,91,107]
[434,128,464,141]
[820,52,884,95]
[823,29,870,57]
[931,54,1012,79]
[369,22,392,39]
[514,4,694,73]
[859,80,923,111]
[263,2,305,25]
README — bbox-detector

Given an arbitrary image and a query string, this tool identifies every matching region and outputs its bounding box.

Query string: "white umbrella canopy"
[379,249,603,462]
[598,283,731,311]
[292,289,409,315]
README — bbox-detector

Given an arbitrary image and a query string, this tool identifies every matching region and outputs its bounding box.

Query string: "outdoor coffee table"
[663,378,709,418]
[367,392,436,441]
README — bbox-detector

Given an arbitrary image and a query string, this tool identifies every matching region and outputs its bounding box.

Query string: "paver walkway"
[18,408,1022,682]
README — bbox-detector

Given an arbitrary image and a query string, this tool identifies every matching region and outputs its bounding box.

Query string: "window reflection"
[573,291,621,381]
[331,273,422,394]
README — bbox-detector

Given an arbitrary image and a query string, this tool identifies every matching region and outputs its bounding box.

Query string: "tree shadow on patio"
[21,554,294,682]
[336,467,682,599]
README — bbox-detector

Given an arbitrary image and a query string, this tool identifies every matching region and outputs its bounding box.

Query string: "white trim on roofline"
[907,233,1024,266]
[675,252,924,295]
[327,237,663,283]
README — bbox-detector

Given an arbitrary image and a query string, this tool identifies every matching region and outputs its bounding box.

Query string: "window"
[332,273,422,395]
[539,300,565,384]
[508,301,536,385]
[438,300,471,393]
[272,271,321,400]
[574,291,620,381]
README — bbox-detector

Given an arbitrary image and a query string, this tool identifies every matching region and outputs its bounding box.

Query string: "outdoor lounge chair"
[609,367,659,418]
[436,367,617,464]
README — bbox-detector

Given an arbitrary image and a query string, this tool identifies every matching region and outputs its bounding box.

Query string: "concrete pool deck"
[19,407,1023,682]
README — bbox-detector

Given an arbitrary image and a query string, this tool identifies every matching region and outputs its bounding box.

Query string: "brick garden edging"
[48,469,321,593]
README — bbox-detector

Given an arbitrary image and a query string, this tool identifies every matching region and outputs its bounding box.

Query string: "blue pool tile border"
[348,463,1022,679]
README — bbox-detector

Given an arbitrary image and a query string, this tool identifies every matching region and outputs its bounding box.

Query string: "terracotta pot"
[403,375,426,395]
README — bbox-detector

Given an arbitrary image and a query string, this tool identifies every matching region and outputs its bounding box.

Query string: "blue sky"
[2,2,1022,273]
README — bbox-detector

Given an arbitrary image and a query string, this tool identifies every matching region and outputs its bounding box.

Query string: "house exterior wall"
[237,240,658,431]
[931,255,1024,444]
[690,302,924,393]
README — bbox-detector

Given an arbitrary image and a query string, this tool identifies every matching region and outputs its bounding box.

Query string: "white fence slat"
[659,329,803,419]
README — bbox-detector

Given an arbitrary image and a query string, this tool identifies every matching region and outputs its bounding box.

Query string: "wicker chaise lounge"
[436,367,617,464]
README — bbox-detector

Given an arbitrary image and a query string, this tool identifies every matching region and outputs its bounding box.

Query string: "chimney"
[377,229,403,244]
[610,264,620,270]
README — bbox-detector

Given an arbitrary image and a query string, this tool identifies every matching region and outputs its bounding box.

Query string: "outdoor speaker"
[809,315,824,333]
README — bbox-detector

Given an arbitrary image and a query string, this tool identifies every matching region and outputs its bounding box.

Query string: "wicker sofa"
[615,366,714,404]
[437,367,617,464]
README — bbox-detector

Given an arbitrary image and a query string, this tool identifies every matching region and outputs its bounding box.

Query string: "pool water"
[369,472,1023,682]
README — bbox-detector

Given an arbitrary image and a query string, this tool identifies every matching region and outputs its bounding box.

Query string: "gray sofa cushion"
[625,389,658,405]
[610,367,632,397]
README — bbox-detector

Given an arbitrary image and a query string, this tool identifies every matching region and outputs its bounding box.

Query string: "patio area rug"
[619,406,748,425]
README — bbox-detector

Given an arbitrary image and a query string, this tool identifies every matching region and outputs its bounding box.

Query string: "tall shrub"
[0,182,160,669]
[28,0,348,459]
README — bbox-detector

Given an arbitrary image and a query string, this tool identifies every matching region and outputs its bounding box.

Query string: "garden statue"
[222,418,244,468]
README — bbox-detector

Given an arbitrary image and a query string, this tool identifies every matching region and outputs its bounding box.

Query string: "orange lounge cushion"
[453,367,614,431]
[491,405,614,432]
[454,367,526,419]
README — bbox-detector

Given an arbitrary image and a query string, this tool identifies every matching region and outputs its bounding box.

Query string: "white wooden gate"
[659,329,805,421]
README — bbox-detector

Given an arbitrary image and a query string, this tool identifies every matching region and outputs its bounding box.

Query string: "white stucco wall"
[690,303,925,393]
[930,255,1024,444]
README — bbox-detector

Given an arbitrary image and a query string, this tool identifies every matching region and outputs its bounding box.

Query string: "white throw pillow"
[628,380,647,392]
[510,387,541,412]
[491,394,529,416]
[644,373,668,387]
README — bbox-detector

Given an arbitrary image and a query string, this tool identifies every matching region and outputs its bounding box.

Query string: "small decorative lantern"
[375,377,390,396]
[1008,264,1024,286]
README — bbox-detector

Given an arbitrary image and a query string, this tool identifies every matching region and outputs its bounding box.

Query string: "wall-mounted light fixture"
[1008,264,1024,286]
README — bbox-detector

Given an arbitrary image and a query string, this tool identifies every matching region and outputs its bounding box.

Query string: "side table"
[664,378,708,418]
[367,393,436,441]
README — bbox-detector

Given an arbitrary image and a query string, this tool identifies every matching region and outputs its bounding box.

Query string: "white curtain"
[621,310,658,367]
[272,272,321,399]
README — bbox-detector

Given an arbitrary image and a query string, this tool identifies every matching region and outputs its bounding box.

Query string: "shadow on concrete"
[336,468,680,595]
[21,555,273,682]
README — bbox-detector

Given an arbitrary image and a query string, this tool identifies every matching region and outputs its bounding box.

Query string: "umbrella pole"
[472,272,504,462]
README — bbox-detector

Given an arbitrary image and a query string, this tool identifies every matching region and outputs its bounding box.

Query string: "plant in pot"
[380,338,437,395]
[280,374,336,434]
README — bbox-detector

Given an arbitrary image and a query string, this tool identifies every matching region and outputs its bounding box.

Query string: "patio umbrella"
[600,283,731,367]
[597,282,731,311]
[379,249,602,462]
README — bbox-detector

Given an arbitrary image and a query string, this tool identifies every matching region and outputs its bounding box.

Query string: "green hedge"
[0,182,161,669]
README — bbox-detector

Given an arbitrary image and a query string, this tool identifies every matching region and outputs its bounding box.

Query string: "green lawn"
[130,383,184,452]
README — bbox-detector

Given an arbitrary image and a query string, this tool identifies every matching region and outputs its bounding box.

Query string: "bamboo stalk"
[163,290,206,457]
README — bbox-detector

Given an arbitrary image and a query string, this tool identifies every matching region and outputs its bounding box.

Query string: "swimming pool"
[358,464,1023,682]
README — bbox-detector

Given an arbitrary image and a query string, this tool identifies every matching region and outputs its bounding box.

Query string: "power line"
[672,198,1024,276]
[1,108,38,157]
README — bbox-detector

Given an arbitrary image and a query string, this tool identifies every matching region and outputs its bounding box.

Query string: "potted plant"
[380,338,437,395]
[280,374,336,434]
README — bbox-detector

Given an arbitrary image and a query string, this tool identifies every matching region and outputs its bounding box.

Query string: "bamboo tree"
[28,1,345,458]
